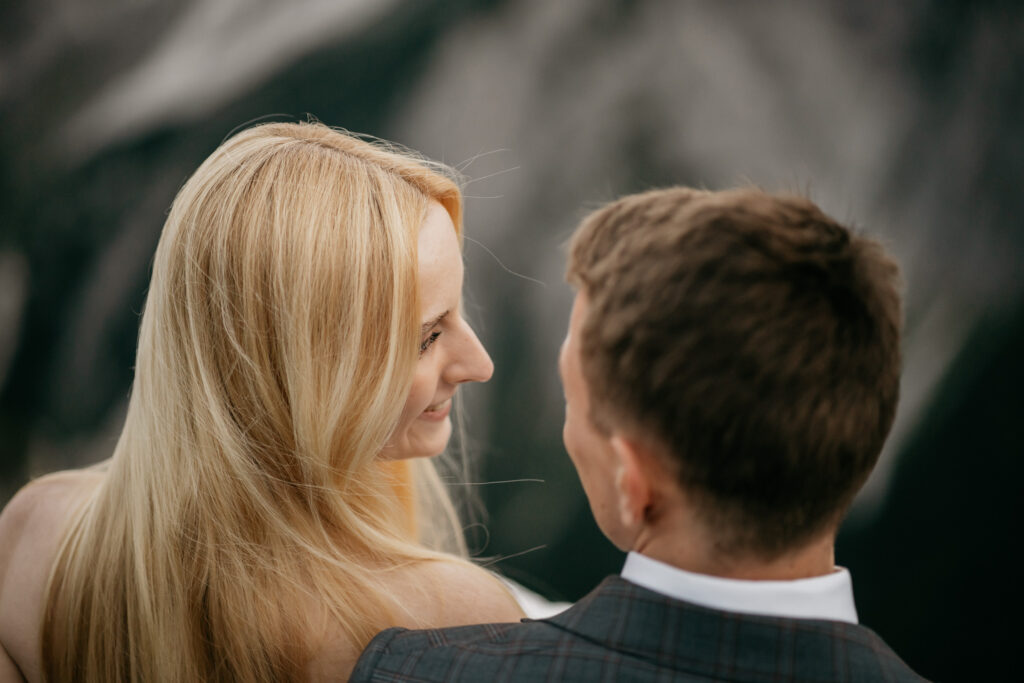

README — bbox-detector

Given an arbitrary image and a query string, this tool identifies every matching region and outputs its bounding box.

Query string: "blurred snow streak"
[58,0,400,160]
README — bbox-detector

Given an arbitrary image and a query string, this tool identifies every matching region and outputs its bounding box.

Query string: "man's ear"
[610,434,653,531]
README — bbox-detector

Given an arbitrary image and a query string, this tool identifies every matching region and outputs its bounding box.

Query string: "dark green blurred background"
[1,1,1021,680]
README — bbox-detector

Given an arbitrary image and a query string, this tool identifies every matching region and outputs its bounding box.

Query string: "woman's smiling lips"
[419,397,452,421]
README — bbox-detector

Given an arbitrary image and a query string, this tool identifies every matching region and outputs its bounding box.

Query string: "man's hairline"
[569,283,679,471]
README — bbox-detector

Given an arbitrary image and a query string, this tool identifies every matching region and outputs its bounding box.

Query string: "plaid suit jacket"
[350,576,927,682]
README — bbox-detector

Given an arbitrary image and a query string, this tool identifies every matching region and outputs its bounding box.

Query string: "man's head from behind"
[561,187,902,562]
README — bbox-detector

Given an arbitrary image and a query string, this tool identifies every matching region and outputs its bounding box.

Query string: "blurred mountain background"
[1,1,1021,679]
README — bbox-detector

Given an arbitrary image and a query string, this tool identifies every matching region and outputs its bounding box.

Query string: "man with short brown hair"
[352,187,926,682]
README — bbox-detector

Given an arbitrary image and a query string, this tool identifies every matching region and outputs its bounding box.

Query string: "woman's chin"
[380,418,452,460]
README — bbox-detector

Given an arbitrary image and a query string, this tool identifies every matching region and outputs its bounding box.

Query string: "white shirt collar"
[620,551,858,624]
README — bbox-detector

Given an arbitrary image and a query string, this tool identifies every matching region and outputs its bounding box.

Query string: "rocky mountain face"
[1,1,1020,679]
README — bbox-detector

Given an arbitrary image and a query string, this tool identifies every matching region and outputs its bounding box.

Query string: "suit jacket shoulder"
[351,576,928,682]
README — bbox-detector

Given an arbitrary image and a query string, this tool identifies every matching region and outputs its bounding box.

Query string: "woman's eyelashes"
[418,309,451,356]
[419,330,441,355]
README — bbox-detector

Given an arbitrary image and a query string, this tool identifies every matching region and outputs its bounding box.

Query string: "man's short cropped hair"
[566,187,902,558]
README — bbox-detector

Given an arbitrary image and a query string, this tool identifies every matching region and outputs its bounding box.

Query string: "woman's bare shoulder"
[387,557,526,629]
[0,469,104,681]
[309,557,525,681]
[0,470,103,550]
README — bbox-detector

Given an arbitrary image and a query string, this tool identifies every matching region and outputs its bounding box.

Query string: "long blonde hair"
[42,122,471,681]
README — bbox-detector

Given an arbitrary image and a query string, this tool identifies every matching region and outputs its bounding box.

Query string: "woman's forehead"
[417,202,462,319]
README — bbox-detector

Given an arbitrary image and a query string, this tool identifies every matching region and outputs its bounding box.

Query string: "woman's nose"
[445,318,494,385]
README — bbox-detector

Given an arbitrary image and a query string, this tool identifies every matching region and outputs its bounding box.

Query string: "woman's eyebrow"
[420,310,449,334]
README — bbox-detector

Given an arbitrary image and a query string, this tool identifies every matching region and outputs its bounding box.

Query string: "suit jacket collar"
[540,576,894,681]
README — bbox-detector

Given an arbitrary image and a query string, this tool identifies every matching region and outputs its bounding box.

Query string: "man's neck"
[633,529,837,581]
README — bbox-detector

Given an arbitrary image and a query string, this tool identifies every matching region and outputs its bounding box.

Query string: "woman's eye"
[419,331,441,355]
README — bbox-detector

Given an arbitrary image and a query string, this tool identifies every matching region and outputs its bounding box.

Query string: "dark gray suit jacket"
[351,576,927,682]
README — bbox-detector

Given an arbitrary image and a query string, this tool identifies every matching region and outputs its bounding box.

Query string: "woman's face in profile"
[383,202,494,459]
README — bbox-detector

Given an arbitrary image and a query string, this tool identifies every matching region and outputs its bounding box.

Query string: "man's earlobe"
[611,435,652,530]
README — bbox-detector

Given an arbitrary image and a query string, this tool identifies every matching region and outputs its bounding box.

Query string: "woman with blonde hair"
[0,121,524,681]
